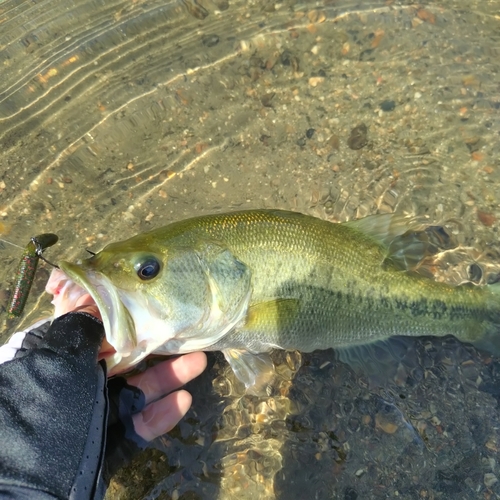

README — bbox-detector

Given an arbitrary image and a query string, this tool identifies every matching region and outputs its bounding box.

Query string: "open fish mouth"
[52,263,138,374]
[46,267,96,318]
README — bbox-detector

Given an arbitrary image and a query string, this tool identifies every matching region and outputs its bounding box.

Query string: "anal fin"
[335,337,421,384]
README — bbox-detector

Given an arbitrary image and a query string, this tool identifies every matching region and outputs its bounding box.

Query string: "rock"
[347,123,368,150]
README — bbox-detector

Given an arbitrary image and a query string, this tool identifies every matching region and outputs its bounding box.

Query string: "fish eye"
[135,257,161,280]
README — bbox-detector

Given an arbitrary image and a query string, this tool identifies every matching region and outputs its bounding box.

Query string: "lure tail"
[8,234,58,318]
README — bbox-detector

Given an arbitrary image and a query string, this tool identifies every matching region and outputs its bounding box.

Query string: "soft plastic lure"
[8,233,59,318]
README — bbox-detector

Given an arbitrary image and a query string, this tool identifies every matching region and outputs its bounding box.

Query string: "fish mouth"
[58,261,137,374]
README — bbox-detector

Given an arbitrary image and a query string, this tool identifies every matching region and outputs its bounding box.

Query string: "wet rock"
[404,137,430,155]
[380,99,396,111]
[467,263,483,283]
[484,472,498,488]
[464,136,480,153]
[344,487,358,500]
[296,137,307,148]
[202,34,219,47]
[280,50,299,71]
[182,0,209,19]
[477,210,496,227]
[347,123,368,150]
[327,134,340,150]
[306,128,316,139]
[213,0,229,10]
[375,412,398,434]
[487,273,500,285]
[260,92,275,107]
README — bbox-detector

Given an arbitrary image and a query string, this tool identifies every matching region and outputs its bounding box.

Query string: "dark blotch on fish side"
[347,123,368,150]
[306,128,316,139]
[202,34,219,47]
[380,99,396,112]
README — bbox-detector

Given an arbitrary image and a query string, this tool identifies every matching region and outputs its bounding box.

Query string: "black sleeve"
[0,313,108,500]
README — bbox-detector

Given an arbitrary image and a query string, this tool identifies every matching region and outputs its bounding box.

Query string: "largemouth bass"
[57,210,500,389]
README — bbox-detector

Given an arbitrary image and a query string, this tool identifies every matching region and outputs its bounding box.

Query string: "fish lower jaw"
[103,335,167,375]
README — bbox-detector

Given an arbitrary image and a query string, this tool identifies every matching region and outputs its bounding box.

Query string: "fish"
[54,210,500,390]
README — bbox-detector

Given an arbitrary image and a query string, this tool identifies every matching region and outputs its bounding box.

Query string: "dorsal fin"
[344,213,426,248]
[345,214,457,275]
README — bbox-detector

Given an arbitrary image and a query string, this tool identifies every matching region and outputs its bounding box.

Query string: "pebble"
[308,76,324,87]
[477,210,496,227]
[183,0,208,19]
[380,100,396,112]
[375,412,398,434]
[464,136,480,152]
[347,123,368,150]
[327,134,340,150]
[202,34,219,47]
[261,92,275,108]
[344,487,358,500]
[280,50,300,72]
[484,473,498,488]
[467,263,483,283]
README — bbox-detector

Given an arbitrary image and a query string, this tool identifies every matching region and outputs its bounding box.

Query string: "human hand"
[56,303,207,441]
[0,310,207,498]
[104,348,207,479]
[124,351,207,440]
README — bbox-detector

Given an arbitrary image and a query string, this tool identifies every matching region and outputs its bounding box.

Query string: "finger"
[133,389,192,441]
[127,351,207,404]
[72,303,102,321]
[98,337,115,360]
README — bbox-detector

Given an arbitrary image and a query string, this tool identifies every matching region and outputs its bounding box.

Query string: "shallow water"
[1,0,500,498]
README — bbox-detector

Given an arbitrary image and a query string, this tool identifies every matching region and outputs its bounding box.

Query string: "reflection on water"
[1,0,500,498]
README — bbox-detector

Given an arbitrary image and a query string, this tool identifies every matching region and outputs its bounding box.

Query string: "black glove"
[0,313,148,500]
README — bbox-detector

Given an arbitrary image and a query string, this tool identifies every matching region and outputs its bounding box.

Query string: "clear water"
[1,0,500,498]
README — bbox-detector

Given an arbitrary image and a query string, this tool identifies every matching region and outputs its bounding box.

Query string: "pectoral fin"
[222,348,275,395]
[244,298,300,332]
